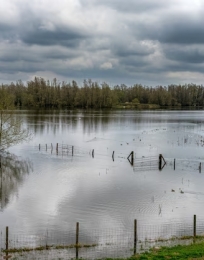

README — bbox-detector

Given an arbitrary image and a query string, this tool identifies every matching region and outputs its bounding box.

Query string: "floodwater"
[1,109,204,256]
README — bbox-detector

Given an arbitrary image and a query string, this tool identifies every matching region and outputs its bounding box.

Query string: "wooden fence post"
[174,159,176,170]
[132,151,134,166]
[112,151,115,161]
[134,219,137,254]
[159,154,162,170]
[76,222,79,259]
[199,163,201,173]
[72,146,74,156]
[39,144,40,151]
[92,149,94,158]
[127,151,134,166]
[159,154,166,170]
[194,215,196,238]
[6,226,8,251]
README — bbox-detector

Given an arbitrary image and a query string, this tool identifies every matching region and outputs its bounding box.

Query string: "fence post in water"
[6,226,8,252]
[199,163,201,173]
[159,154,162,170]
[39,144,40,151]
[194,215,196,238]
[132,151,134,166]
[92,149,94,158]
[127,151,134,166]
[76,222,79,259]
[174,159,176,170]
[112,151,115,161]
[134,219,137,254]
[72,146,74,156]
[56,143,58,153]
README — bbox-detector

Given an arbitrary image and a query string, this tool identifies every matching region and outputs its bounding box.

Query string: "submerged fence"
[132,155,204,173]
[37,143,204,173]
[1,215,204,260]
[37,143,129,161]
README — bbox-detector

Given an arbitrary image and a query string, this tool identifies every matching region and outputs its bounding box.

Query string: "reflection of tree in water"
[0,152,33,210]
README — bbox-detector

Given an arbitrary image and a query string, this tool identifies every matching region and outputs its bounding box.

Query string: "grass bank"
[104,240,204,260]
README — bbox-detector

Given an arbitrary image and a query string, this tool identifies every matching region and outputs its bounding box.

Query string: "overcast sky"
[1,0,204,86]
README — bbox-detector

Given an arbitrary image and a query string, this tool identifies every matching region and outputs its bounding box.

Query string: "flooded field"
[1,109,204,258]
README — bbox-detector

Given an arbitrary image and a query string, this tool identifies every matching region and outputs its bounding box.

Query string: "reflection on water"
[21,109,203,138]
[25,110,113,135]
[0,152,33,210]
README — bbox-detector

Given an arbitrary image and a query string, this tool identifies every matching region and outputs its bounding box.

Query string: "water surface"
[1,109,204,245]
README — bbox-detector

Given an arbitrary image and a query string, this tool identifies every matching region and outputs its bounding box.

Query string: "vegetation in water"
[2,243,98,253]
[2,237,204,259]
[0,87,31,151]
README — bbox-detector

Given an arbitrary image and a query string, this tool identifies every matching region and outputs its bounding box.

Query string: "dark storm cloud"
[0,23,12,33]
[161,23,204,45]
[137,14,204,45]
[0,24,18,42]
[120,56,149,69]
[112,43,154,57]
[21,26,86,47]
[0,62,40,74]
[166,61,204,74]
[164,46,204,64]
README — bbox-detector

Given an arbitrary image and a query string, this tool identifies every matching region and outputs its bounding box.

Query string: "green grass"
[103,240,204,260]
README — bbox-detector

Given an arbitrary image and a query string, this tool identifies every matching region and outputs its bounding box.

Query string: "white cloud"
[100,62,113,70]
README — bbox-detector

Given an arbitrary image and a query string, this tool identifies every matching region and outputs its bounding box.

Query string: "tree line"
[1,77,204,108]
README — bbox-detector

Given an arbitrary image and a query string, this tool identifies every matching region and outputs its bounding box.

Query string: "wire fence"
[132,155,204,173]
[37,143,204,173]
[1,216,204,259]
[36,143,128,162]
[133,156,159,171]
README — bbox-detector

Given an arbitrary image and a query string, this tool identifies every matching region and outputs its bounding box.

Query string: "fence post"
[174,159,175,170]
[6,226,8,252]
[194,215,196,238]
[76,222,79,259]
[134,219,137,254]
[159,154,162,170]
[92,149,94,158]
[132,151,134,166]
[199,163,201,173]
[72,146,74,156]
[56,143,58,153]
[127,151,134,166]
[39,144,40,151]
[112,151,115,161]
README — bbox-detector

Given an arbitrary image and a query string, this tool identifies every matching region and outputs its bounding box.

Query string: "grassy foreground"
[105,241,204,260]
